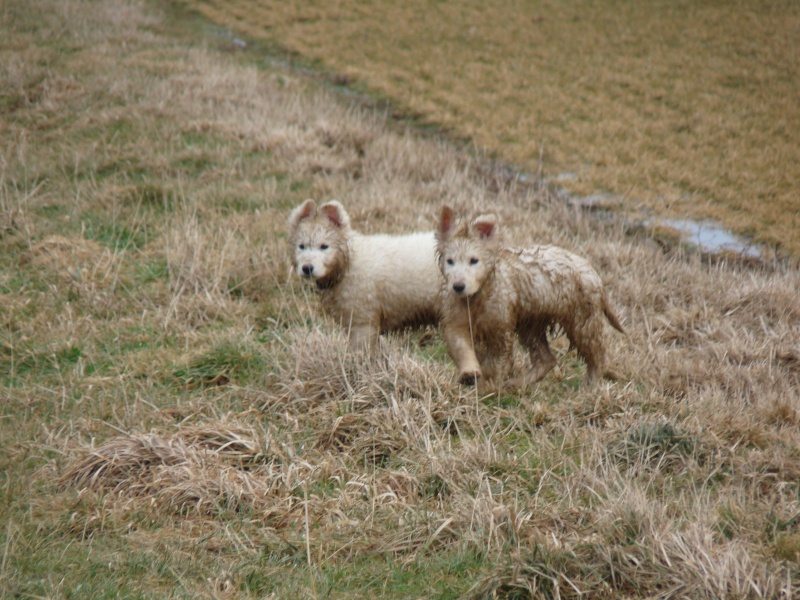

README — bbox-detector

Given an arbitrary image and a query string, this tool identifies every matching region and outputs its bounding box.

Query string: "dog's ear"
[438,205,455,241]
[288,199,316,229]
[471,214,497,241]
[318,201,351,230]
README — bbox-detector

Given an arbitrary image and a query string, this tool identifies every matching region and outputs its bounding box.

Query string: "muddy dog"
[288,199,441,347]
[436,206,624,387]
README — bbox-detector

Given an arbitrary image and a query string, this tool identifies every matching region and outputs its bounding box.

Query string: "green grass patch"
[171,340,269,389]
[83,220,148,251]
[5,528,206,599]
[124,182,176,211]
[136,258,170,285]
[1,343,83,381]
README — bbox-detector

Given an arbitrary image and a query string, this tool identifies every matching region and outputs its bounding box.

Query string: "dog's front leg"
[348,323,379,352]
[444,324,482,384]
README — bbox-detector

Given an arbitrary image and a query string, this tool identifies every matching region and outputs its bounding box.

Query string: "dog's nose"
[453,282,466,294]
[302,264,314,276]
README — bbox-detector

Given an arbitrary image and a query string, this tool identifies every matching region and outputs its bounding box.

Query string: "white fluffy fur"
[288,199,441,347]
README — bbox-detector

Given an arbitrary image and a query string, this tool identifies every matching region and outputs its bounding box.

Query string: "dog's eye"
[446,258,454,266]
[470,257,479,265]
[320,244,329,250]
[299,244,305,250]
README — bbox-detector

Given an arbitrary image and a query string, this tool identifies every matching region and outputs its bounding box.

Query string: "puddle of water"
[558,185,765,260]
[646,217,762,259]
[552,172,578,183]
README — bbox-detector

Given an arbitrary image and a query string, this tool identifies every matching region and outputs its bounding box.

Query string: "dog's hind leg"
[514,323,557,386]
[478,332,515,385]
[569,317,606,387]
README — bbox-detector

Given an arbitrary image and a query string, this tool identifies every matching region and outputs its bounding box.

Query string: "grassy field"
[184,0,800,260]
[2,0,800,598]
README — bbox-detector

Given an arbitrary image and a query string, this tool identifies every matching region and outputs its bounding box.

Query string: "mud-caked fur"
[288,199,441,347]
[436,206,624,387]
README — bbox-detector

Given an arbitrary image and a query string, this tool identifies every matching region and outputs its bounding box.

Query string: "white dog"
[436,206,624,387]
[288,199,441,347]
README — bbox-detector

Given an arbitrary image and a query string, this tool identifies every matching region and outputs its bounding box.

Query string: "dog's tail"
[604,299,625,334]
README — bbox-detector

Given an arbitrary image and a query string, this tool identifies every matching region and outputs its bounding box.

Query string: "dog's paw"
[459,370,481,385]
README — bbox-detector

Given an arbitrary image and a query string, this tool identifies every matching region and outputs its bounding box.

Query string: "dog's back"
[506,245,602,317]
[338,231,441,332]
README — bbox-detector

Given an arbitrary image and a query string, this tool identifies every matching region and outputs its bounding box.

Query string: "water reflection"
[646,217,762,259]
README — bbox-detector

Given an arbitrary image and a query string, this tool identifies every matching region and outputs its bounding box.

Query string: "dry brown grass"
[184,0,800,260]
[2,0,800,597]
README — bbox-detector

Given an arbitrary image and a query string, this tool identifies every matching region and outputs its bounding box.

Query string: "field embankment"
[1,0,799,597]
[185,0,800,259]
